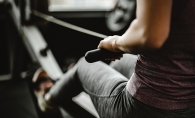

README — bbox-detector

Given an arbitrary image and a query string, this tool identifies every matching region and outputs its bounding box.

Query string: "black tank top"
[127,0,195,110]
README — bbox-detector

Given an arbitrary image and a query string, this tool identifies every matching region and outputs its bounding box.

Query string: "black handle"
[85,49,123,63]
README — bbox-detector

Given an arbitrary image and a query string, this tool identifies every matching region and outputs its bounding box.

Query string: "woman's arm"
[98,0,173,54]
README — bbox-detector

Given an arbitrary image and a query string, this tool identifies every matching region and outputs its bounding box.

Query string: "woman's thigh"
[76,56,139,118]
[49,55,139,118]
[110,54,137,79]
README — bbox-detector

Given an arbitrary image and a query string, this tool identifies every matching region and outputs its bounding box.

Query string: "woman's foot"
[32,68,59,114]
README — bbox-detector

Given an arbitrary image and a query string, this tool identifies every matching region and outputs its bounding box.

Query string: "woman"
[34,0,195,117]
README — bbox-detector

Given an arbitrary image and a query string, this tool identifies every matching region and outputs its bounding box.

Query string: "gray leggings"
[48,54,195,118]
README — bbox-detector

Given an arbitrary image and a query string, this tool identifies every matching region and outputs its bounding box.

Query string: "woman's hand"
[98,35,123,61]
[98,35,121,52]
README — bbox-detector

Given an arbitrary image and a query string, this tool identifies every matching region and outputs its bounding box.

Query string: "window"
[49,0,117,12]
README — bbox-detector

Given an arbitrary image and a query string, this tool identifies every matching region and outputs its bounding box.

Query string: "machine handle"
[85,48,123,63]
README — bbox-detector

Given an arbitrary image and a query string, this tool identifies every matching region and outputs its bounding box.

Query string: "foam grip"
[85,48,123,63]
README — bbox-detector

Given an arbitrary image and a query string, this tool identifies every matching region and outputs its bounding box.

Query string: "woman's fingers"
[98,35,120,52]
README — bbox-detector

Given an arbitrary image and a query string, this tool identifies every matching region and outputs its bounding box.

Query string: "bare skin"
[98,0,173,58]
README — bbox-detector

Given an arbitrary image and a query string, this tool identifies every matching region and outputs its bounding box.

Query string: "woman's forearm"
[115,19,168,54]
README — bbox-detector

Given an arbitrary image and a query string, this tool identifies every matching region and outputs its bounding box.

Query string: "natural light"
[49,0,117,11]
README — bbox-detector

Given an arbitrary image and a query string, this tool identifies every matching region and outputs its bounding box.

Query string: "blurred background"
[0,0,135,118]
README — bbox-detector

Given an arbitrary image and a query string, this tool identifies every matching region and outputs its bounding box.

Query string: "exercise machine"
[0,0,135,117]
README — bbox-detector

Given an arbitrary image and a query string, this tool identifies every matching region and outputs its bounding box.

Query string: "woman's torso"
[127,0,195,110]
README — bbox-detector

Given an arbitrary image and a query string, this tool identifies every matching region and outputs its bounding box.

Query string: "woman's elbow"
[143,32,169,50]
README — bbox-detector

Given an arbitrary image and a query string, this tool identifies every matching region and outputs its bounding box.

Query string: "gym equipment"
[30,10,125,63]
[0,1,39,118]
[25,0,137,63]
[85,49,124,63]
[0,0,135,116]
[31,9,107,39]
[0,0,100,117]
[106,0,136,32]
